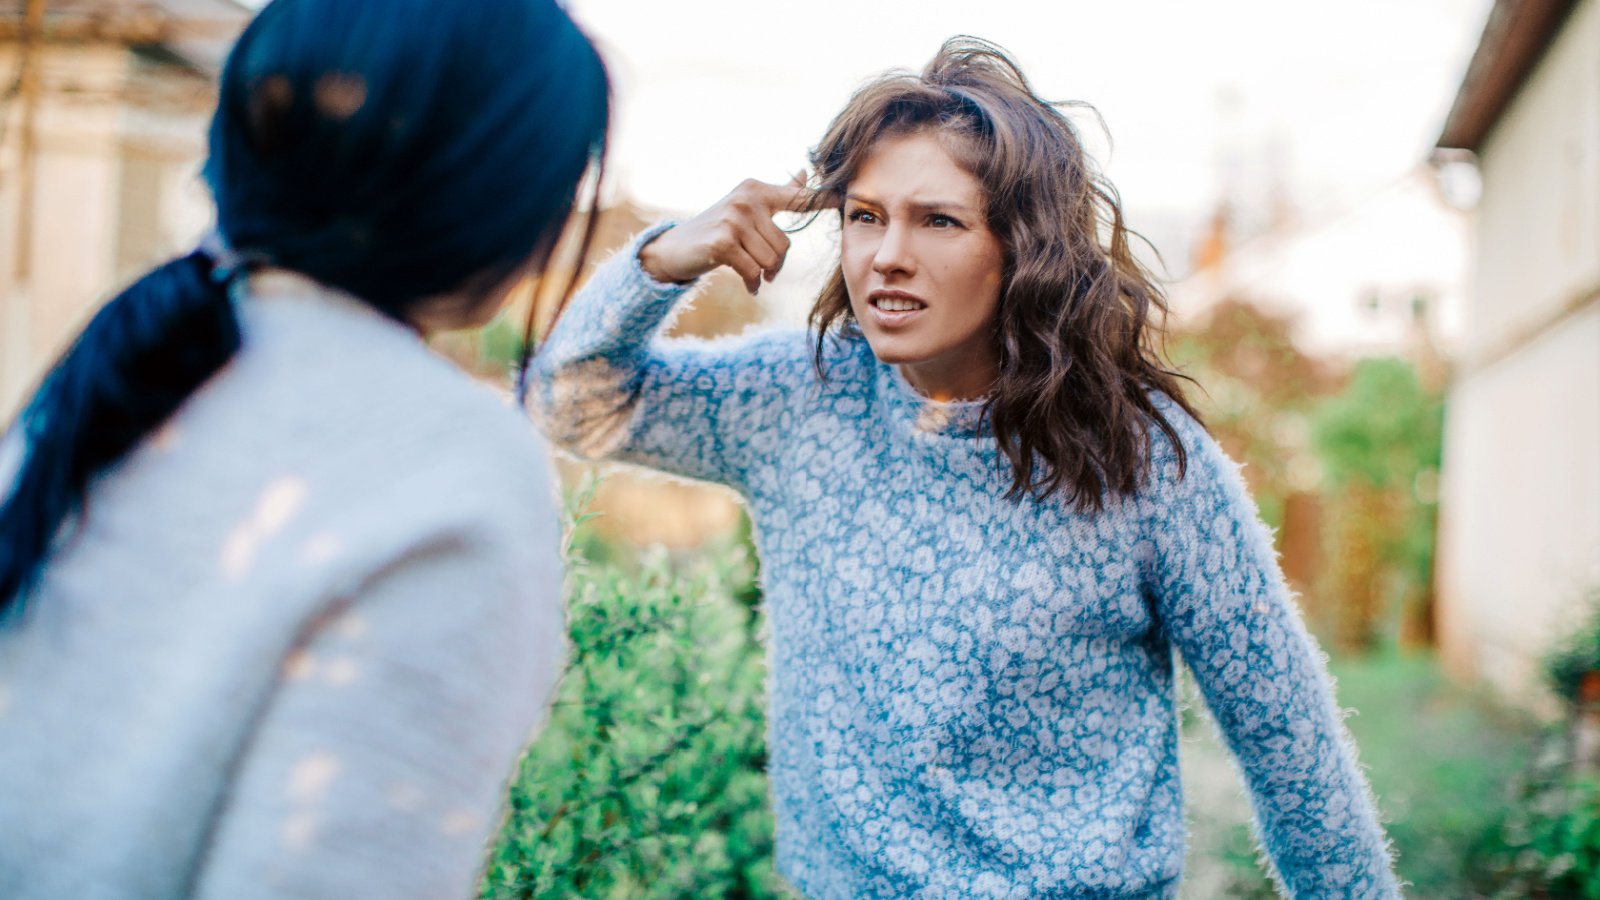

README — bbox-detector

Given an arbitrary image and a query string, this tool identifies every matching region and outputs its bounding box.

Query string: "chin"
[859,332,926,366]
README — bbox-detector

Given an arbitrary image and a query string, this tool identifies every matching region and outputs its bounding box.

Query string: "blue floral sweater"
[529,225,1399,899]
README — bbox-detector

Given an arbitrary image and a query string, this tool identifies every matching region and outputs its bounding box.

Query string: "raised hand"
[637,177,813,295]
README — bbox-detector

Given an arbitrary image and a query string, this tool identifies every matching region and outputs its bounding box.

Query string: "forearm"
[1180,601,1398,896]
[528,222,692,460]
[525,222,812,490]
[1152,415,1398,895]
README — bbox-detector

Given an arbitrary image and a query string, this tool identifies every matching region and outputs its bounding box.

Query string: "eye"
[928,213,962,229]
[846,208,881,225]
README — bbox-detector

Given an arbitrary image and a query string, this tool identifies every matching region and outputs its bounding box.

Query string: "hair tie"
[197,229,271,285]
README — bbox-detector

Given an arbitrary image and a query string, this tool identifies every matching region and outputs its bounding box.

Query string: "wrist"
[636,227,693,286]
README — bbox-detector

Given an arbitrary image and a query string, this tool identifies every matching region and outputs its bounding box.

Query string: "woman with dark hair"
[532,38,1397,898]
[0,0,607,896]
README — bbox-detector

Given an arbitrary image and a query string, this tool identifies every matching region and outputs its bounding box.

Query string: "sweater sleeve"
[526,222,808,493]
[1145,412,1399,898]
[191,521,564,900]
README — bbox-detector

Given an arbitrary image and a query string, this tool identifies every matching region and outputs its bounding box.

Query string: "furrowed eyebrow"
[843,194,981,217]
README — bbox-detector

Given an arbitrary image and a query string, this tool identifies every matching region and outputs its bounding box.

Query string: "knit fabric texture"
[0,271,566,899]
[531,225,1400,899]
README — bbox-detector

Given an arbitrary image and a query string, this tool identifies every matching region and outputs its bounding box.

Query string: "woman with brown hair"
[530,37,1397,898]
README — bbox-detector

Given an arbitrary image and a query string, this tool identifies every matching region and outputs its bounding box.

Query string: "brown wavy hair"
[806,36,1202,511]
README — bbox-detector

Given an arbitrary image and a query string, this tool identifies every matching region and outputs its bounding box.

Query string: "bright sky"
[564,0,1491,277]
[234,0,1494,311]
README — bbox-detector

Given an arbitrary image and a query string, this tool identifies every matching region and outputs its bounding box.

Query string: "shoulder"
[1140,388,1241,502]
[311,376,557,559]
[1132,390,1272,557]
[657,324,827,393]
[820,328,878,376]
[798,328,879,401]
[377,381,557,533]
[727,327,879,407]
[229,297,557,532]
[1144,388,1214,462]
[296,394,560,632]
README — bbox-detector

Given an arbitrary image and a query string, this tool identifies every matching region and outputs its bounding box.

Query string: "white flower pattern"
[529,224,1400,899]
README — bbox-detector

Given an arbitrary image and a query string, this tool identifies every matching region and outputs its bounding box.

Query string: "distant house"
[0,0,765,553]
[1433,0,1599,703]
[1167,165,1468,365]
[0,0,248,420]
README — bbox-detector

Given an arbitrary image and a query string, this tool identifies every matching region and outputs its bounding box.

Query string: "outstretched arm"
[527,179,815,491]
[1147,414,1399,898]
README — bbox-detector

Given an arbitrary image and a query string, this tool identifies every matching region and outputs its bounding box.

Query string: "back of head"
[807,37,1200,511]
[0,0,610,615]
[211,0,609,309]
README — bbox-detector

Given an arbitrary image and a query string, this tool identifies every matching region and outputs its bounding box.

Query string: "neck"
[898,357,997,403]
[247,268,427,338]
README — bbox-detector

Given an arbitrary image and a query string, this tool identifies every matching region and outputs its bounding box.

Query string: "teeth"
[875,298,924,312]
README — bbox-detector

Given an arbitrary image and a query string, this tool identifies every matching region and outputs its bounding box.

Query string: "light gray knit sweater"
[0,272,566,899]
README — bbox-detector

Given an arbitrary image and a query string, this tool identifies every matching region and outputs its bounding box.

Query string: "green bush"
[1546,593,1600,707]
[1191,652,1537,898]
[1472,736,1600,898]
[480,484,785,899]
[1472,597,1600,897]
[1311,357,1444,651]
[1327,653,1532,896]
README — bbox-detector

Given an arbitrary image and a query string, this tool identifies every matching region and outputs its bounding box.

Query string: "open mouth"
[867,292,927,322]
[871,297,926,312]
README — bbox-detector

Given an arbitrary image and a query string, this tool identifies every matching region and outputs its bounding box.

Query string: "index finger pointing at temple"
[761,181,815,215]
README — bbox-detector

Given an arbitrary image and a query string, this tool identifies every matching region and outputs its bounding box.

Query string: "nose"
[871,220,915,278]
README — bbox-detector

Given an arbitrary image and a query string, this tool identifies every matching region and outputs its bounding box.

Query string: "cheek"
[840,232,868,272]
[975,269,1004,319]
[940,249,1004,322]
[839,240,872,302]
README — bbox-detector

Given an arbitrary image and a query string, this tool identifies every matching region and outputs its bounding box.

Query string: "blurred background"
[0,0,1596,896]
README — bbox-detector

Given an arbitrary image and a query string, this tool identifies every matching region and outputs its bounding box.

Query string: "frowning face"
[840,130,1005,402]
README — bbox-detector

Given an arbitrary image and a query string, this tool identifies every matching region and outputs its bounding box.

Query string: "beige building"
[1434,0,1600,702]
[0,0,246,421]
[0,1,759,554]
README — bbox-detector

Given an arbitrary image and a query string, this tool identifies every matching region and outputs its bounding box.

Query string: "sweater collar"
[879,361,991,440]
[237,269,425,345]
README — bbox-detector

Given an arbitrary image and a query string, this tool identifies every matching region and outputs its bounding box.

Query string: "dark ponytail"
[0,252,240,613]
[0,0,610,618]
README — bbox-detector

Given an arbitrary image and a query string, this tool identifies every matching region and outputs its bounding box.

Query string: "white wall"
[1470,0,1600,359]
[0,46,211,422]
[1437,0,1600,702]
[1437,304,1600,700]
[0,45,128,420]
[26,48,129,369]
